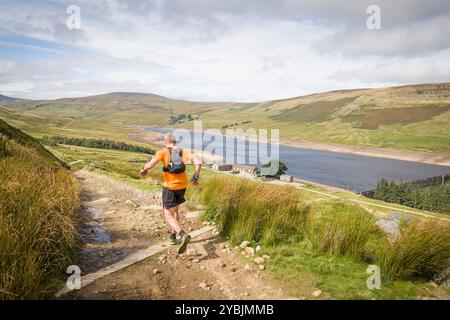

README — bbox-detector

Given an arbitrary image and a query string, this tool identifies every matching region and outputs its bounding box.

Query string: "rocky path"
[65,170,294,300]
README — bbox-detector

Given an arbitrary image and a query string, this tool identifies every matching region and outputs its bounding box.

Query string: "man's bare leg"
[164,206,182,234]
[174,204,181,226]
[166,205,182,243]
[164,205,190,253]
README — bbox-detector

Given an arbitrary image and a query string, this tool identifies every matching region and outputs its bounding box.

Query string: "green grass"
[199,175,311,246]
[1,107,156,151]
[265,242,428,299]
[272,97,356,122]
[354,105,450,129]
[0,119,65,168]
[296,182,450,220]
[47,143,213,194]
[0,122,80,299]
[185,182,203,211]
[48,144,163,192]
[310,202,380,260]
[189,174,450,299]
[379,219,450,280]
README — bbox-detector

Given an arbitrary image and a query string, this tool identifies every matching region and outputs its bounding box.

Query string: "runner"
[140,133,201,254]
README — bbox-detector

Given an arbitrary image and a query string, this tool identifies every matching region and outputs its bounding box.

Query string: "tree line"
[169,113,194,125]
[374,178,450,214]
[41,136,155,155]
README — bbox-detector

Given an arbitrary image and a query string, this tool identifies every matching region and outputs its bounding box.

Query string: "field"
[50,144,162,193]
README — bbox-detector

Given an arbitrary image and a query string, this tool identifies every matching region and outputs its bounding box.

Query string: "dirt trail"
[65,170,295,300]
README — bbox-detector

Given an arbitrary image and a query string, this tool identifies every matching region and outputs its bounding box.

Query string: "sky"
[0,0,449,101]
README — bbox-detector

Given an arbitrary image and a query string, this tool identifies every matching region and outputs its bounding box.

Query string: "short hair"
[165,133,177,144]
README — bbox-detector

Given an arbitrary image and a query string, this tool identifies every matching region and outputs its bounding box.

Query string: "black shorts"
[162,187,186,209]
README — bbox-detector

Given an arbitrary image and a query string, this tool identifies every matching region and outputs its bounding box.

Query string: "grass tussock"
[379,219,450,280]
[198,176,310,246]
[310,202,378,260]
[0,139,80,299]
[185,183,202,211]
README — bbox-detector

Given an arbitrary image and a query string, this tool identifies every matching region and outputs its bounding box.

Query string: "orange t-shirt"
[153,147,195,190]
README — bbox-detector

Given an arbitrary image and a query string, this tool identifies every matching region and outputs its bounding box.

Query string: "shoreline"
[281,139,450,167]
[129,125,450,167]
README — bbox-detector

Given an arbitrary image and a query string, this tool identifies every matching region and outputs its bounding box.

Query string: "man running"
[140,133,201,254]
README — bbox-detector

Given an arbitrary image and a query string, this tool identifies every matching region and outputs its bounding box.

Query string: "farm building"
[231,164,257,174]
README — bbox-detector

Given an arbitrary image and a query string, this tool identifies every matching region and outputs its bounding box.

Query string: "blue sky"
[0,0,450,101]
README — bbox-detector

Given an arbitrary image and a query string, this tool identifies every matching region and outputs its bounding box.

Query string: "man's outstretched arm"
[191,154,202,184]
[194,163,201,176]
[140,157,159,176]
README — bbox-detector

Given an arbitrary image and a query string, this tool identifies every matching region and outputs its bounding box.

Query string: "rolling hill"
[0,117,66,167]
[1,82,450,153]
[0,94,25,103]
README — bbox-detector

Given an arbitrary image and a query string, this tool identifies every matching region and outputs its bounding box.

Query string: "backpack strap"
[162,148,170,172]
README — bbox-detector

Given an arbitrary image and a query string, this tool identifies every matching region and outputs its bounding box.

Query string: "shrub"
[199,176,310,246]
[310,202,378,260]
[379,219,450,280]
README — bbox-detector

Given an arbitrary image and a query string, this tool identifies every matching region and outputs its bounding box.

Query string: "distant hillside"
[3,83,450,153]
[0,94,24,103]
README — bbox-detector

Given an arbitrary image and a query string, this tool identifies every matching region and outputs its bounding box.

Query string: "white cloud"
[0,0,449,101]
[331,49,450,84]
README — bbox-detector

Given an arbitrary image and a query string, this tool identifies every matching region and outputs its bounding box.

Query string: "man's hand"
[140,157,158,177]
[191,174,199,185]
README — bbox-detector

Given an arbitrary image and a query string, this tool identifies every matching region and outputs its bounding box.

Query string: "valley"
[1,83,450,155]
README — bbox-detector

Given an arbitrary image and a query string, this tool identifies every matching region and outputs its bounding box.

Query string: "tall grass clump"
[379,219,450,280]
[0,138,80,299]
[0,134,6,157]
[185,183,203,211]
[199,176,310,246]
[310,202,378,260]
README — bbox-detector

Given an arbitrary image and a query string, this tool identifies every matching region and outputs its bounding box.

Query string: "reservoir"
[147,128,450,192]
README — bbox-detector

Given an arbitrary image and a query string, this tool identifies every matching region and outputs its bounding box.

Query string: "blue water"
[147,128,450,192]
